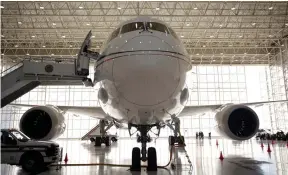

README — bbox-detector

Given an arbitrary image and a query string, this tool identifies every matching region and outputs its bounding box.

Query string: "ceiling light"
[51,53,54,56]
[252,23,256,25]
[79,6,83,9]
[235,59,238,61]
[180,35,184,38]
[203,45,206,48]
[96,46,100,48]
[268,7,273,10]
[14,45,18,48]
[86,23,90,26]
[229,44,232,47]
[31,35,36,38]
[1,53,4,55]
[285,23,288,26]
[281,44,284,46]
[42,45,46,48]
[210,35,214,38]
[1,35,4,37]
[239,35,243,38]
[269,35,273,37]
[0,6,4,8]
[196,53,199,55]
[91,35,95,38]
[220,53,223,55]
[212,59,216,61]
[194,7,198,10]
[69,45,72,47]
[268,52,271,54]
[244,53,247,54]
[219,24,223,27]
[40,6,44,9]
[155,7,160,10]
[52,23,56,26]
[18,21,22,24]
[186,23,190,26]
[231,7,236,10]
[62,35,65,38]
[117,7,121,10]
[125,40,128,43]
[26,53,30,55]
[255,45,258,47]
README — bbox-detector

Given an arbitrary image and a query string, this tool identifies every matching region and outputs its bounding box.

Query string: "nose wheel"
[129,124,158,171]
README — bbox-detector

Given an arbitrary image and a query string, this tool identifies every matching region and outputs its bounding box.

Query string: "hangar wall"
[2,63,284,138]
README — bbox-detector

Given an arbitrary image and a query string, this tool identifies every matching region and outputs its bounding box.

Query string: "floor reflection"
[1,138,287,175]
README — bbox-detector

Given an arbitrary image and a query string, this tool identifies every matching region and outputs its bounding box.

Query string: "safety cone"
[267,143,272,153]
[216,140,219,146]
[219,151,224,161]
[64,153,68,163]
[260,142,264,148]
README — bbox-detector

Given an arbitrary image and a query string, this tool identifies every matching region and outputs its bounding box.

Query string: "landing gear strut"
[129,124,158,171]
[166,115,185,146]
[94,120,114,147]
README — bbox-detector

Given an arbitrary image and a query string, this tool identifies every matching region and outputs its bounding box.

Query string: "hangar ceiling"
[1,1,288,64]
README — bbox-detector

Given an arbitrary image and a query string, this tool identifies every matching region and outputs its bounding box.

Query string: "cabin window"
[107,27,120,42]
[146,22,169,34]
[120,22,145,34]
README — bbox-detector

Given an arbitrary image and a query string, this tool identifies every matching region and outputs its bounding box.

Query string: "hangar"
[1,1,288,175]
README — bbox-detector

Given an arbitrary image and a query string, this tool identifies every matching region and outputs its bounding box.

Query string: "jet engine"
[215,105,259,140]
[19,105,66,141]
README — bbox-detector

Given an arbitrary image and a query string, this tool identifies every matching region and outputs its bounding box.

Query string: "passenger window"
[146,22,169,34]
[120,22,144,34]
[1,131,17,145]
[168,27,178,39]
[107,28,120,42]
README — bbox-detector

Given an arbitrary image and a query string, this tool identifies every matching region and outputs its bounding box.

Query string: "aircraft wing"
[178,100,288,117]
[8,103,107,120]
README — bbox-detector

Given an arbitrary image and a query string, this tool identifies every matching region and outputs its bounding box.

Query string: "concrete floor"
[1,138,288,175]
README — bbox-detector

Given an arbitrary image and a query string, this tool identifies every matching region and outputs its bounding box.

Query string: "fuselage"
[94,17,191,125]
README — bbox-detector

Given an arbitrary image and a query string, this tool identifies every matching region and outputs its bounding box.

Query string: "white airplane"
[9,17,288,171]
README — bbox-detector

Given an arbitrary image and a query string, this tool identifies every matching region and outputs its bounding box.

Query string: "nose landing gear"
[129,124,159,171]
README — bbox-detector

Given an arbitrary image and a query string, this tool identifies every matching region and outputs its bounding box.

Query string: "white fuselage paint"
[94,17,191,125]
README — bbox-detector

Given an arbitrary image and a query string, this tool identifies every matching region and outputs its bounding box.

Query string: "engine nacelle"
[19,105,66,141]
[215,105,259,140]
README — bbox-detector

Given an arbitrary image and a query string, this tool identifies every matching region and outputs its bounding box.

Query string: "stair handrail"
[1,61,24,77]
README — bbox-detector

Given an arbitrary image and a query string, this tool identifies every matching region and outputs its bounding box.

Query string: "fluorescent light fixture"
[40,6,44,9]
[244,53,247,55]
[51,53,54,56]
[186,23,190,26]
[268,7,273,10]
[235,59,238,61]
[61,35,65,38]
[52,23,56,25]
[269,35,273,37]
[281,44,284,46]
[229,44,232,47]
[196,53,199,55]
[220,53,223,55]
[203,45,206,48]
[231,7,236,10]
[180,35,184,38]
[26,53,30,55]
[212,59,216,61]
[155,7,160,10]
[117,7,121,10]
[0,6,4,8]
[91,35,95,38]
[1,53,4,55]
[210,35,214,38]
[252,23,256,25]
[268,53,271,54]
[69,45,72,47]
[14,45,18,47]
[18,21,22,24]
[42,45,46,48]
[1,35,4,37]
[239,35,243,38]
[194,7,198,10]
[31,35,36,38]
[79,6,83,9]
[86,23,90,26]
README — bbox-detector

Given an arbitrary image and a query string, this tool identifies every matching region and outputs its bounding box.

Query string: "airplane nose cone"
[112,36,182,106]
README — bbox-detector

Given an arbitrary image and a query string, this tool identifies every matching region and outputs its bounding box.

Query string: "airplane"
[7,17,288,171]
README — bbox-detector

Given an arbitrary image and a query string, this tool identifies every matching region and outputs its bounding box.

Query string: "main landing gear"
[129,124,160,171]
[166,115,185,146]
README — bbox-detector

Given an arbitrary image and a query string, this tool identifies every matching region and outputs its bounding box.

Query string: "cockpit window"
[168,27,178,39]
[146,22,169,34]
[107,27,120,42]
[121,22,144,34]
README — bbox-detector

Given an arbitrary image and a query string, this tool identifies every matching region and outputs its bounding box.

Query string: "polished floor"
[1,137,288,175]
